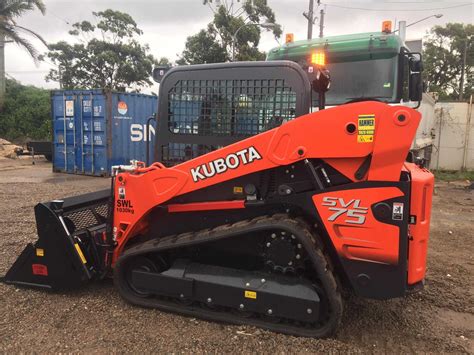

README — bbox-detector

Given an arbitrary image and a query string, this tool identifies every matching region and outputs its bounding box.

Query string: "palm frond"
[0,0,46,61]
[29,0,46,14]
[0,0,45,18]
[0,24,40,61]
[13,24,47,45]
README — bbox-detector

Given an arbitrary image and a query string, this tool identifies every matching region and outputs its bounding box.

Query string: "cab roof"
[267,32,405,62]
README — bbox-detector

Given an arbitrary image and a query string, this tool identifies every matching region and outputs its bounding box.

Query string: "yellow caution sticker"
[233,186,243,194]
[357,114,375,143]
[74,243,87,264]
[244,290,257,299]
[36,248,44,257]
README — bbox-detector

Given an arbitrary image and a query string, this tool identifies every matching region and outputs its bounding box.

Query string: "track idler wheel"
[124,256,168,297]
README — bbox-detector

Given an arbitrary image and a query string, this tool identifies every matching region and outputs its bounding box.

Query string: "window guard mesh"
[168,79,297,136]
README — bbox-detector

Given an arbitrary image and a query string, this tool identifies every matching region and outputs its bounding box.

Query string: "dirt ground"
[0,157,472,353]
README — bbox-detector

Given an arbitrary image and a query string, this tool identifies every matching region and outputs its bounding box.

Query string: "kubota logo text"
[321,197,368,224]
[191,146,262,182]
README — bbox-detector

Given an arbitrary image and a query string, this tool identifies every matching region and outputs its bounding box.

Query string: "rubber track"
[114,214,343,338]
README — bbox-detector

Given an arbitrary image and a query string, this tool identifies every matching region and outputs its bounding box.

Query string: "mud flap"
[2,202,92,290]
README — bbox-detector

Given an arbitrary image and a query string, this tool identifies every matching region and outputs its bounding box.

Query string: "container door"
[53,93,77,173]
[81,93,108,176]
[110,93,158,168]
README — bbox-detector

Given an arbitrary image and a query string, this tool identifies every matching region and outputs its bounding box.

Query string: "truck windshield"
[308,56,398,106]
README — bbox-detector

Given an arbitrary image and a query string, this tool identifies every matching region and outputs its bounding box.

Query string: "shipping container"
[52,90,158,176]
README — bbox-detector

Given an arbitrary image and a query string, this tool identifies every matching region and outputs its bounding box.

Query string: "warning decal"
[357,114,375,143]
[32,264,48,276]
[74,243,87,264]
[392,202,404,220]
[65,100,74,117]
[244,290,257,299]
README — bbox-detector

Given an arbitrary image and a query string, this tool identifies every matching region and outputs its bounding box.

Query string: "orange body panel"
[405,163,434,284]
[111,102,421,262]
[313,187,403,265]
[167,200,245,213]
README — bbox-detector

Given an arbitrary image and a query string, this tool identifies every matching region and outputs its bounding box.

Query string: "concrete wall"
[430,96,474,171]
[413,93,436,151]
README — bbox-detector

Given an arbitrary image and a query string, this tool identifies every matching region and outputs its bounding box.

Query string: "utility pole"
[303,0,317,40]
[0,34,5,112]
[459,38,468,101]
[319,7,325,38]
[58,65,63,90]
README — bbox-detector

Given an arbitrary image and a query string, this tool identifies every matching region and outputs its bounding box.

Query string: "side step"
[132,259,320,323]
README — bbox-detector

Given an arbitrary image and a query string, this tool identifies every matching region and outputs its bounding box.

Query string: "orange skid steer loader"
[2,61,434,337]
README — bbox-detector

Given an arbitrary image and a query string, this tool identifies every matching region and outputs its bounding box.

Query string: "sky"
[7,0,474,92]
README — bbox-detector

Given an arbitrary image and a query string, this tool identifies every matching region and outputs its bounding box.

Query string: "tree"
[423,23,473,101]
[42,10,167,91]
[178,0,282,64]
[0,78,50,141]
[179,29,227,65]
[0,0,47,60]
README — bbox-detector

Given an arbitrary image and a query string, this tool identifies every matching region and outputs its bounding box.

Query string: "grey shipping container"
[52,90,158,176]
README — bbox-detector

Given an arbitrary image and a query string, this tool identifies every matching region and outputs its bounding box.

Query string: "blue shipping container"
[52,90,158,176]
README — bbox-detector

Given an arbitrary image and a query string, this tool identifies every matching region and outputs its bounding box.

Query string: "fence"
[430,95,473,171]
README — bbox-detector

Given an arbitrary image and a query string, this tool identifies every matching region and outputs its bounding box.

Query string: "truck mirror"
[311,67,331,94]
[153,66,171,83]
[406,52,423,102]
[305,65,330,110]
[409,72,423,102]
[409,56,423,72]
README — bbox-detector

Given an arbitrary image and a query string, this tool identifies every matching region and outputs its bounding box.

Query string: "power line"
[321,2,472,12]
[47,10,71,25]
[7,70,50,74]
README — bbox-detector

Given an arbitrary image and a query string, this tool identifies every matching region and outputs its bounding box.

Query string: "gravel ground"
[0,157,473,353]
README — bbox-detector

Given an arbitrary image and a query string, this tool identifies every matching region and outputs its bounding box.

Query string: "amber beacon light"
[311,51,325,66]
[382,20,392,33]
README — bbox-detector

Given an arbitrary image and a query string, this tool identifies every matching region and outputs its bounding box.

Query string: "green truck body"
[267,32,410,106]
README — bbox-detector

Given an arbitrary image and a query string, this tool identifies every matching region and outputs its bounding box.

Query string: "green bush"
[434,170,474,182]
[0,79,51,142]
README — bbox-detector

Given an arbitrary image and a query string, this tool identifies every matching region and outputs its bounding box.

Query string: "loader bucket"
[2,189,111,291]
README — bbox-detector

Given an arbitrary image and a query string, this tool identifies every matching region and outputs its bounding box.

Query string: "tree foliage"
[42,10,167,91]
[0,0,47,61]
[423,23,473,100]
[178,0,282,64]
[0,78,50,140]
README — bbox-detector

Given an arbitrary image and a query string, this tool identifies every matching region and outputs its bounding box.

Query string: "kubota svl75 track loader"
[2,61,434,337]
